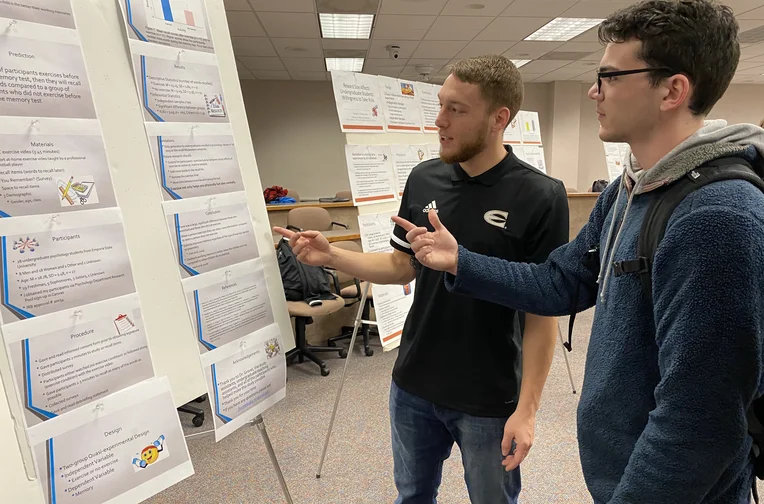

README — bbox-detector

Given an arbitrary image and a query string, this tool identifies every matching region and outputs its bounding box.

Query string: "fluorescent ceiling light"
[319,13,374,39]
[511,59,531,68]
[524,18,604,42]
[326,58,365,72]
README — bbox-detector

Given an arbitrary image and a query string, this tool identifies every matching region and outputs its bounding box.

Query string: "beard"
[440,126,488,164]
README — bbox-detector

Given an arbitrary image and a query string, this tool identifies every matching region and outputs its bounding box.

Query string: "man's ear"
[660,74,692,113]
[494,107,511,132]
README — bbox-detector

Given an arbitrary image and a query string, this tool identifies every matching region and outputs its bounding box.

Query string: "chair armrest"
[286,224,303,232]
[330,221,349,229]
[326,269,341,295]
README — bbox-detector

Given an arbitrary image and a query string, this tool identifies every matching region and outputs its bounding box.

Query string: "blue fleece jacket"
[445,121,764,503]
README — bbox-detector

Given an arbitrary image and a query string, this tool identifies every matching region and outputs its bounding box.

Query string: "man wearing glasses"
[393,0,764,502]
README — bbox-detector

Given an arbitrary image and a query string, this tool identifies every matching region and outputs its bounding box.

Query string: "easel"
[185,414,293,504]
[316,282,578,477]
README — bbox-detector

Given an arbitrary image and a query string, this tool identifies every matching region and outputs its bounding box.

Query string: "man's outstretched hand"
[273,227,332,266]
[391,210,459,275]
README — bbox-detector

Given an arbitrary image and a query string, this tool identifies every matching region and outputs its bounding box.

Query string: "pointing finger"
[428,209,445,231]
[392,216,417,232]
[273,226,295,239]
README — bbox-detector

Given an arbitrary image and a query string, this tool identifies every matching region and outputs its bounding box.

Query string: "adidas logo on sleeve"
[423,200,438,213]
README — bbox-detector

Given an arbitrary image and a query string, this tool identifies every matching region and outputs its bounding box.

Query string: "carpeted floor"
[145,310,594,504]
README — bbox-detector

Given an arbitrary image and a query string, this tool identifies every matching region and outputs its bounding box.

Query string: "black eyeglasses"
[596,67,674,94]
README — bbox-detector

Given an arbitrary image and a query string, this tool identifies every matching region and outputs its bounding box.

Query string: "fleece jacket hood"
[597,120,764,302]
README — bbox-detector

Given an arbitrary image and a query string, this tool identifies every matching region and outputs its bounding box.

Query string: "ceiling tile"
[227,11,266,36]
[271,37,324,57]
[570,26,601,42]
[476,17,552,41]
[258,12,320,38]
[321,39,371,50]
[364,59,406,71]
[425,16,493,40]
[368,39,418,59]
[455,40,515,58]
[581,48,605,61]
[442,0,513,17]
[380,0,449,15]
[503,41,564,58]
[560,60,600,72]
[555,41,603,53]
[238,68,257,79]
[518,73,545,80]
[519,59,571,73]
[406,58,453,72]
[289,71,328,80]
[224,0,252,11]
[539,66,590,81]
[735,63,764,74]
[739,6,764,19]
[741,42,764,59]
[743,55,764,63]
[740,19,764,32]
[374,15,436,39]
[281,57,327,72]
[375,67,404,78]
[412,40,468,58]
[500,0,577,17]
[235,59,248,72]
[249,0,315,12]
[560,1,633,17]
[723,0,764,15]
[239,56,285,70]
[231,37,277,56]
[253,70,292,80]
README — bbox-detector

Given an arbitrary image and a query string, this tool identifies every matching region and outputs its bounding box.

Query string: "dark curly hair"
[599,0,740,116]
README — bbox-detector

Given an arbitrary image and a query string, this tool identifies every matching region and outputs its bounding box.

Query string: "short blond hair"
[448,54,524,123]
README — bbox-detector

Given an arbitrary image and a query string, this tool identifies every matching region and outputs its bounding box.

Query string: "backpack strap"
[614,157,764,303]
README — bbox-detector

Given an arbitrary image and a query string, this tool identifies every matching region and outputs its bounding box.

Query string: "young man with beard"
[394,1,764,502]
[274,54,569,503]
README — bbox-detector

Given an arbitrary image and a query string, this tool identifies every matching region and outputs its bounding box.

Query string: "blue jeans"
[389,381,521,504]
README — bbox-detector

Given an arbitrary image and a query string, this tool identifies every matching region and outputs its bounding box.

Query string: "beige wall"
[241,79,350,200]
[240,79,764,196]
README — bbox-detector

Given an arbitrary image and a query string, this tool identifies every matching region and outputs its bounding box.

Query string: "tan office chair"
[287,189,300,202]
[286,207,348,233]
[285,271,347,376]
[335,190,352,200]
[566,187,578,193]
[326,241,376,356]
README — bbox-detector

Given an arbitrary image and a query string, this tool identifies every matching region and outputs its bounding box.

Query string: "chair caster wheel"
[320,367,330,377]
[327,340,336,347]
[365,348,374,357]
[339,349,348,358]
[192,414,204,427]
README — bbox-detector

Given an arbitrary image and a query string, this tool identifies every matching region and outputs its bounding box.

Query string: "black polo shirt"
[390,146,569,417]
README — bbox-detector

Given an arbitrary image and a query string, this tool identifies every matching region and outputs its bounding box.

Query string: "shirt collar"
[450,145,516,186]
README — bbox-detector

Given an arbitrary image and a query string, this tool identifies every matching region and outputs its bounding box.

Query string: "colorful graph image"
[57,175,99,207]
[150,0,204,28]
[400,83,415,97]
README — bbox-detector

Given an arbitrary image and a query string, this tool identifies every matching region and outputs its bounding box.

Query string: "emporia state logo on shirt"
[484,210,509,229]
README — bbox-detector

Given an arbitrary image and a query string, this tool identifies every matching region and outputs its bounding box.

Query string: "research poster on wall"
[0,118,117,217]
[0,21,96,119]
[164,192,259,278]
[604,142,630,182]
[518,145,547,174]
[503,115,522,145]
[183,259,274,353]
[358,211,413,351]
[0,0,75,29]
[418,82,440,133]
[330,70,385,133]
[0,209,136,323]
[345,144,397,206]
[391,144,428,196]
[379,76,423,133]
[200,324,286,441]
[131,43,227,123]
[4,293,154,427]
[119,0,214,53]
[519,111,542,145]
[426,143,440,161]
[27,377,193,504]
[145,123,244,200]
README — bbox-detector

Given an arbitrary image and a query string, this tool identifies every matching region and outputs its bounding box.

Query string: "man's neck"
[630,117,704,170]
[460,142,507,178]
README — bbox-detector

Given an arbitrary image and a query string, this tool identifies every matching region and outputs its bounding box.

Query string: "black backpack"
[566,156,764,499]
[276,238,335,305]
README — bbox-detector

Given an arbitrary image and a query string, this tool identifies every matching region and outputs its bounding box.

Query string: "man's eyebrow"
[440,98,470,108]
[598,65,618,73]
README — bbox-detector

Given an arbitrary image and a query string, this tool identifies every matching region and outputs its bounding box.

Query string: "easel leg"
[558,322,577,394]
[252,415,293,504]
[316,281,370,478]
